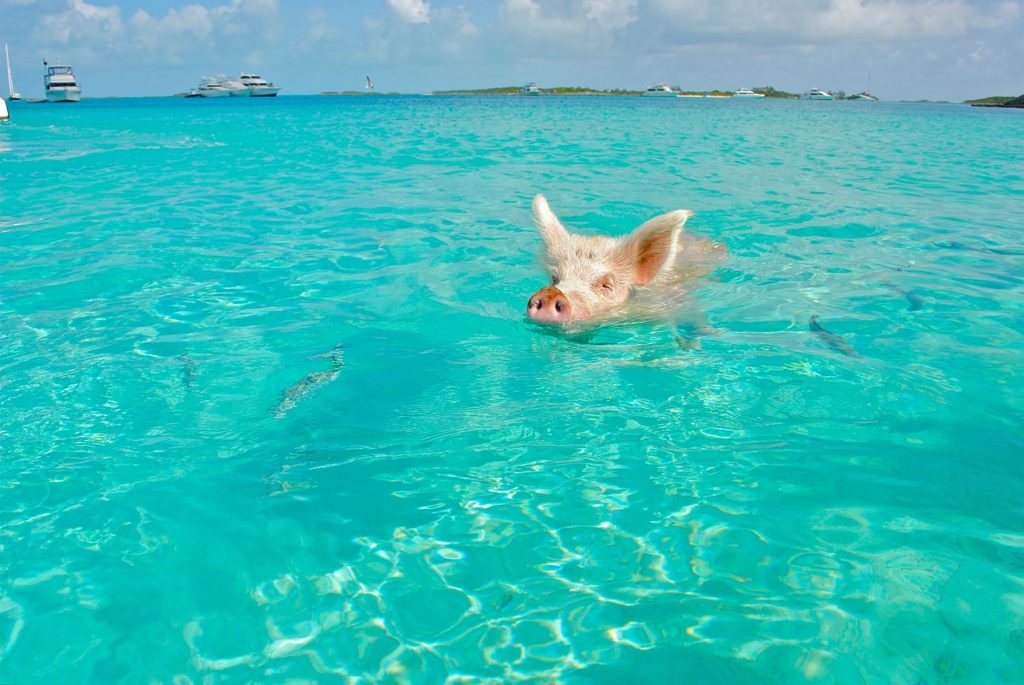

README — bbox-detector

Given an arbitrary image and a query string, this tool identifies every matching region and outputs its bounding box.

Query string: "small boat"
[196,77,232,98]
[43,60,80,102]
[802,88,834,100]
[848,92,878,101]
[731,88,765,99]
[643,83,678,97]
[366,75,374,90]
[239,73,279,97]
[0,97,8,121]
[5,43,21,101]
[521,82,541,95]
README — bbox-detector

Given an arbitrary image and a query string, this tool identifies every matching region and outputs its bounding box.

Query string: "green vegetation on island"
[544,86,641,95]
[677,89,734,97]
[432,86,641,95]
[747,87,799,99]
[964,95,1014,105]
[431,85,803,97]
[320,90,401,96]
[966,94,1024,108]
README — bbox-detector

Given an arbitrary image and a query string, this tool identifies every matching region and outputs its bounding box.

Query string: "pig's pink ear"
[532,194,570,249]
[621,210,693,285]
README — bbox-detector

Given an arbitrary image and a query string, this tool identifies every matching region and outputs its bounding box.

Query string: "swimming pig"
[526,194,724,327]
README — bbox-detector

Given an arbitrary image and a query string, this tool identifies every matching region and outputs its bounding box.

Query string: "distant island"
[966,94,1024,108]
[430,85,806,98]
[432,86,641,96]
[320,90,401,96]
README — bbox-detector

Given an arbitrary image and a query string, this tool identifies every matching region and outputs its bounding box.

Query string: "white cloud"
[584,0,637,32]
[388,0,431,24]
[646,0,1021,44]
[435,5,478,54]
[130,5,215,62]
[499,0,637,46]
[304,7,342,45]
[34,0,281,66]
[358,4,479,64]
[39,0,123,45]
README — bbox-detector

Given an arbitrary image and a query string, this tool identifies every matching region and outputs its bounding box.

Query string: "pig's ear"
[532,194,570,249]
[620,210,693,285]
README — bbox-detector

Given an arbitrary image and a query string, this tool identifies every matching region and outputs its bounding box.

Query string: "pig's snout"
[527,286,572,324]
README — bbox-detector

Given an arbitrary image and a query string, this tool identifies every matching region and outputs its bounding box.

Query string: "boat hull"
[46,87,81,102]
[248,87,279,97]
[802,90,834,100]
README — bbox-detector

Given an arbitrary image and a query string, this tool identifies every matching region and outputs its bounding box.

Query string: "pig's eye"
[596,275,615,294]
[551,275,561,286]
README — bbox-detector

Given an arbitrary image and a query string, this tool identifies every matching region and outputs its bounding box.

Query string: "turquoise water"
[1,95,1023,683]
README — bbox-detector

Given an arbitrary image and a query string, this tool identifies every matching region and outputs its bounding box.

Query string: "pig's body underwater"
[525,195,725,328]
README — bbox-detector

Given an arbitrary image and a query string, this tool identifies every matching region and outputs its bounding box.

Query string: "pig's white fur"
[532,194,697,322]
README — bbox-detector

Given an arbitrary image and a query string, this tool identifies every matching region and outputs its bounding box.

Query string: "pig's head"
[526,194,693,326]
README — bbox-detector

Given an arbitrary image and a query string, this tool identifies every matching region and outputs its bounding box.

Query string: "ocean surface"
[1,94,1022,684]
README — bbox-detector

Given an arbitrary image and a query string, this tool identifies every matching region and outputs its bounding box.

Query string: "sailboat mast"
[5,44,13,97]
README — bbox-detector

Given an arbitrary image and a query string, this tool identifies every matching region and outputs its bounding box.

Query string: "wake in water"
[273,344,345,419]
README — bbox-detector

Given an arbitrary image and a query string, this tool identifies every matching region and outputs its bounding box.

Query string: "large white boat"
[222,77,251,97]
[520,82,541,95]
[5,43,21,101]
[642,84,678,97]
[802,88,834,100]
[195,77,232,98]
[43,61,80,102]
[239,73,279,97]
[731,88,765,99]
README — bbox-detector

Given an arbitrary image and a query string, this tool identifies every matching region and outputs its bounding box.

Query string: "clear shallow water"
[1,95,1023,683]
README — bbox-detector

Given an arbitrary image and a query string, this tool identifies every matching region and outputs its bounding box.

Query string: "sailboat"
[849,71,878,101]
[366,75,373,90]
[5,43,21,101]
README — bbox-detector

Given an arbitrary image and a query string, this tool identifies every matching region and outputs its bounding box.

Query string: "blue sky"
[2,0,1021,100]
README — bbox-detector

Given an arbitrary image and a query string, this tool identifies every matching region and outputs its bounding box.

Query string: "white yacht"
[196,77,232,98]
[239,73,279,97]
[520,82,541,95]
[5,44,21,101]
[731,88,765,99]
[43,61,80,102]
[222,77,251,96]
[802,88,834,100]
[643,83,678,97]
